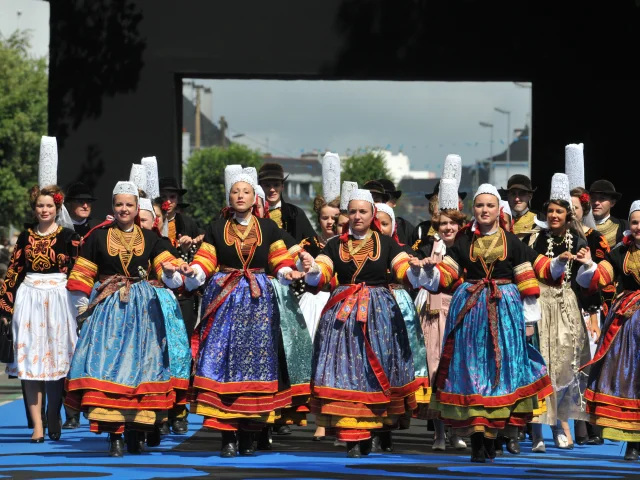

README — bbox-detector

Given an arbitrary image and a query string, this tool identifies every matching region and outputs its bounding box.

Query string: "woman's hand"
[575,247,592,265]
[557,251,574,264]
[193,234,205,249]
[178,235,193,252]
[526,325,535,338]
[179,263,195,277]
[589,313,601,343]
[299,251,314,272]
[162,262,177,276]
[284,270,305,282]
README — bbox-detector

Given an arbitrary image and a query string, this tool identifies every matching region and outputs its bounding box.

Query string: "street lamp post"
[479,121,493,188]
[494,107,511,183]
[514,82,533,177]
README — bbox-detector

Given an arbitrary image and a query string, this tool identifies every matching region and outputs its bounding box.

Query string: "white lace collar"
[595,214,611,225]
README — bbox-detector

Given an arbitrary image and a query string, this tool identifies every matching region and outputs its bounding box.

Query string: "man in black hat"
[589,179,627,247]
[64,182,97,238]
[159,176,204,435]
[377,178,415,245]
[258,163,316,245]
[500,174,538,240]
[410,182,467,250]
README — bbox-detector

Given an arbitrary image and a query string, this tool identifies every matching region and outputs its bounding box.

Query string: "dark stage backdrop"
[48,0,640,218]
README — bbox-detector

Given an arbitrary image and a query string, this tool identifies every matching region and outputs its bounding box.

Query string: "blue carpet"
[0,398,637,479]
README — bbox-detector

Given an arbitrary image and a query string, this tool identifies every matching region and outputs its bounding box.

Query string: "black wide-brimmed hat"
[425,182,467,201]
[589,179,622,200]
[499,174,536,197]
[159,177,187,196]
[65,181,97,202]
[363,180,391,202]
[377,178,402,199]
[259,163,289,183]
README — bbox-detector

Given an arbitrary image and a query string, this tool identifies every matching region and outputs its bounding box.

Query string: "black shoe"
[379,431,394,452]
[147,426,161,447]
[346,441,361,458]
[483,436,496,460]
[506,438,521,455]
[30,437,45,444]
[158,422,170,436]
[625,442,639,461]
[588,436,604,445]
[575,436,589,445]
[470,433,486,463]
[125,430,143,454]
[171,419,188,435]
[220,431,237,458]
[62,415,80,430]
[371,434,382,453]
[238,431,255,456]
[109,435,124,457]
[494,436,504,456]
[360,438,373,456]
[273,425,291,435]
[48,431,61,441]
[256,426,272,450]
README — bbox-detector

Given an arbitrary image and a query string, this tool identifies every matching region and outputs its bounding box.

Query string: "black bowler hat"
[589,179,622,200]
[363,180,391,202]
[65,181,97,202]
[259,163,289,183]
[159,177,187,196]
[499,174,536,197]
[377,178,402,199]
[425,182,467,201]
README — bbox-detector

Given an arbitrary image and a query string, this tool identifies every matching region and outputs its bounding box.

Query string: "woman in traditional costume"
[575,200,640,461]
[185,169,305,458]
[64,181,188,457]
[303,188,423,458]
[411,179,467,451]
[138,197,192,442]
[0,184,80,443]
[523,174,592,451]
[418,183,553,463]
[375,202,429,450]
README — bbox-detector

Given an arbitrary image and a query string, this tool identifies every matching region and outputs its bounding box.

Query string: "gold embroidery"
[597,218,619,248]
[230,216,256,249]
[513,210,537,238]
[470,229,507,266]
[168,218,177,241]
[270,208,283,228]
[107,226,145,276]
[24,228,63,272]
[339,231,381,283]
[624,245,640,285]
[347,230,373,257]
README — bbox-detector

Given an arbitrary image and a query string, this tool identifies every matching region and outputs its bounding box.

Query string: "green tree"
[0,31,48,228]
[342,151,391,188]
[183,144,264,226]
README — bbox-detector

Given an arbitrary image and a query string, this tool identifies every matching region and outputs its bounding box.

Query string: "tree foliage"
[341,151,391,188]
[183,144,264,226]
[0,31,48,228]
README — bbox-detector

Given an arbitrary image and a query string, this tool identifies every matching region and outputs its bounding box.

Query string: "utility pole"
[195,87,201,150]
[220,116,228,148]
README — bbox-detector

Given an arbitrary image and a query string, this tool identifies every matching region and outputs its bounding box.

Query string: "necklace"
[347,230,373,257]
[230,216,255,248]
[36,224,58,236]
[546,229,573,283]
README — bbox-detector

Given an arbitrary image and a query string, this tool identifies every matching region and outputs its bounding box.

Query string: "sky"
[187,79,531,172]
[0,0,532,174]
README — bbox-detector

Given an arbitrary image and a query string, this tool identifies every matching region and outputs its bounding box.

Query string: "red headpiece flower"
[579,193,590,204]
[53,193,64,205]
[161,200,171,212]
